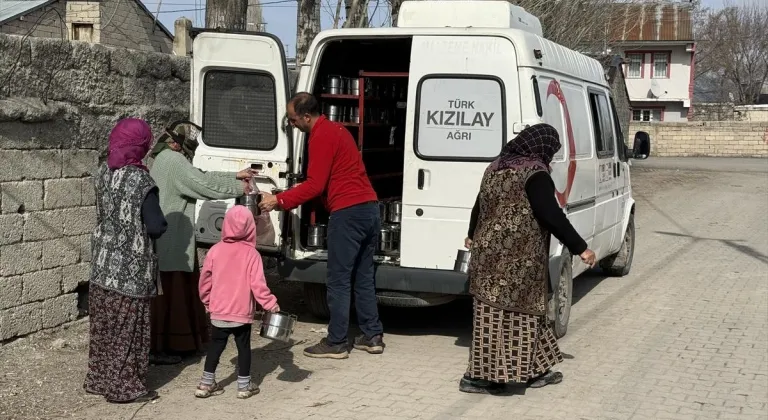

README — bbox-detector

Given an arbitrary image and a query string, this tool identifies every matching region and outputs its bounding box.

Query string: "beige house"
[0,0,173,53]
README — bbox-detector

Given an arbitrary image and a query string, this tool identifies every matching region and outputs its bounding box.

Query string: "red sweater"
[277,116,377,212]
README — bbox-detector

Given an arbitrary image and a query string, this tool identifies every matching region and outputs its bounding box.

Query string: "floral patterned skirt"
[84,284,151,402]
[466,299,563,383]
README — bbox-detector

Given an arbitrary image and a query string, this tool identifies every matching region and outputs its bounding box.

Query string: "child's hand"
[269,304,281,313]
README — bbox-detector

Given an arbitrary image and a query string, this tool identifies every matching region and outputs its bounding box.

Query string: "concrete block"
[74,234,92,262]
[41,293,78,329]
[0,214,23,245]
[81,178,96,205]
[0,275,23,310]
[62,263,89,293]
[0,242,42,276]
[1,180,44,213]
[0,151,23,182]
[42,238,80,269]
[78,112,116,149]
[110,48,173,79]
[23,210,64,241]
[0,302,42,340]
[62,206,96,236]
[62,150,99,177]
[0,150,62,181]
[121,77,157,104]
[44,178,83,209]
[21,268,62,303]
[0,119,77,152]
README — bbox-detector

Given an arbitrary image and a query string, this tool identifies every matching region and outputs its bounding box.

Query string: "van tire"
[303,283,330,319]
[600,213,635,277]
[550,251,573,339]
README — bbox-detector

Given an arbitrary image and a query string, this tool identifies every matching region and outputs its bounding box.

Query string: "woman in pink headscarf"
[84,118,168,404]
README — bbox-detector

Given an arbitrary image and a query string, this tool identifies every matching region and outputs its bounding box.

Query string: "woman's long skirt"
[466,299,563,384]
[150,270,210,355]
[84,284,151,402]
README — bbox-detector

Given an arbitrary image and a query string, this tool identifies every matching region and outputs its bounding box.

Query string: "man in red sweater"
[259,92,385,359]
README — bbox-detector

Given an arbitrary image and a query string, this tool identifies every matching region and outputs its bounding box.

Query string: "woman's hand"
[464,237,473,249]
[236,168,259,180]
[580,249,596,267]
[242,180,253,195]
[269,304,281,313]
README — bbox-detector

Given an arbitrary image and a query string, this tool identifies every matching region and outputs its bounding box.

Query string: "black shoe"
[108,390,159,404]
[353,334,385,354]
[459,375,504,394]
[527,371,563,388]
[303,338,349,359]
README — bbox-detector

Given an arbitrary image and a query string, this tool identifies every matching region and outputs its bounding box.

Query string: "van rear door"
[400,36,521,270]
[190,31,292,255]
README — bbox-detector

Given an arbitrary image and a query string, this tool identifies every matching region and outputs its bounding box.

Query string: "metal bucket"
[237,193,261,217]
[387,201,402,223]
[326,75,342,95]
[324,104,340,122]
[307,224,327,248]
[348,106,360,124]
[378,226,395,253]
[454,249,471,274]
[347,78,360,96]
[259,311,297,342]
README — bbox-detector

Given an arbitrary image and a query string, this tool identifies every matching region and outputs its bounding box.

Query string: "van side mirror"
[632,131,651,160]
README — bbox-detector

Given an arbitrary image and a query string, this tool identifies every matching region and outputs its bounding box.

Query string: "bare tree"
[343,0,369,28]
[246,0,265,31]
[296,0,321,62]
[695,3,768,105]
[388,0,404,26]
[206,0,249,30]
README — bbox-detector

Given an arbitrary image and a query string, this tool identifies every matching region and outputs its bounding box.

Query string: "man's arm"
[275,137,333,210]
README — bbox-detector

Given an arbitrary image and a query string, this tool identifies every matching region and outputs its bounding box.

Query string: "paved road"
[1,162,767,420]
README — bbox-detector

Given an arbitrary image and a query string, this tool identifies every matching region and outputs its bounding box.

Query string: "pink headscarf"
[107,118,154,171]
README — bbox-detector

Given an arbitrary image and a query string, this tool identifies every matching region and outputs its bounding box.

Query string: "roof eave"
[0,0,60,26]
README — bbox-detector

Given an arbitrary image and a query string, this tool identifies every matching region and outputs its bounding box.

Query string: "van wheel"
[550,252,573,339]
[600,214,635,277]
[303,283,330,319]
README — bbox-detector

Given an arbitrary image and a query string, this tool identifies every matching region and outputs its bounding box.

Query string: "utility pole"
[206,0,249,30]
[246,0,266,31]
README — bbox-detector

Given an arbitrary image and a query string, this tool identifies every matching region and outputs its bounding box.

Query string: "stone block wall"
[630,121,768,157]
[0,33,189,341]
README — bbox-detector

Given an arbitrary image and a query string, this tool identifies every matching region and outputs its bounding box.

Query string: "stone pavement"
[1,163,766,420]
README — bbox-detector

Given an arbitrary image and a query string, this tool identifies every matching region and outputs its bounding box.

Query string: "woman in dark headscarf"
[84,118,168,403]
[461,123,596,394]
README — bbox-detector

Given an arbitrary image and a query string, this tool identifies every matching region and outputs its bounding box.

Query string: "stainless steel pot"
[348,106,360,124]
[326,75,342,95]
[454,249,471,274]
[324,104,340,122]
[307,224,327,248]
[237,193,261,217]
[347,78,360,96]
[387,201,402,223]
[378,226,396,253]
[259,311,297,342]
[378,202,388,222]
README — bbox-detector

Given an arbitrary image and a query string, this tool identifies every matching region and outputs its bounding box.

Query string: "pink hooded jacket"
[199,205,278,324]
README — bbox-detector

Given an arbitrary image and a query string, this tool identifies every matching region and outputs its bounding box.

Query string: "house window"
[72,23,94,43]
[626,53,643,78]
[652,52,670,78]
[632,108,663,122]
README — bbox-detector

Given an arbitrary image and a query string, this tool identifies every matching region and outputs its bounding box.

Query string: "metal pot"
[378,202,388,222]
[378,226,396,253]
[307,224,327,248]
[387,201,402,223]
[238,193,261,217]
[259,311,297,342]
[347,78,361,96]
[326,75,342,95]
[348,106,360,124]
[324,104,341,122]
[454,249,471,274]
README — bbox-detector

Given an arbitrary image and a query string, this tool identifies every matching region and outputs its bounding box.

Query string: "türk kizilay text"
[425,99,495,140]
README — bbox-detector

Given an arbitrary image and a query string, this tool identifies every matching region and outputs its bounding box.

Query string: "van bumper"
[277,258,470,295]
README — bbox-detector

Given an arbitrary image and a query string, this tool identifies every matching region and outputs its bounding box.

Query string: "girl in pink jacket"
[195,205,280,399]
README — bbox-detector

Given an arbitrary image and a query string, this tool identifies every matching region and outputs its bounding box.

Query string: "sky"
[146,0,760,59]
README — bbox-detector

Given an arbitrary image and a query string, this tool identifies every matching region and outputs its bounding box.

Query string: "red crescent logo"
[546,80,577,208]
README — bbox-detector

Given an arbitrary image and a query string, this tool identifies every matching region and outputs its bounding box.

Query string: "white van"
[190,1,651,338]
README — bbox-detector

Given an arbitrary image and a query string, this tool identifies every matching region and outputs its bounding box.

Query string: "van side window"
[202,70,278,151]
[609,96,627,162]
[415,77,505,160]
[532,76,543,117]
[588,91,616,157]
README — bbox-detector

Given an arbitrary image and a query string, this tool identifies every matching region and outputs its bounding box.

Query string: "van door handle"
[417,169,425,190]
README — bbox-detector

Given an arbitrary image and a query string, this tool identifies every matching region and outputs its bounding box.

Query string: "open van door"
[400,36,521,270]
[190,30,293,255]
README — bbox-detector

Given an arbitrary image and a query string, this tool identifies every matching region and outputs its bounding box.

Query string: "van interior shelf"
[320,93,380,101]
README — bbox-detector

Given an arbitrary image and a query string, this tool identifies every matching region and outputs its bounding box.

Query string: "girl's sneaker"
[237,383,260,399]
[195,382,224,398]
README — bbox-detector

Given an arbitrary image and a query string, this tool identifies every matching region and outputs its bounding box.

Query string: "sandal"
[528,371,564,388]
[237,383,260,399]
[195,382,224,398]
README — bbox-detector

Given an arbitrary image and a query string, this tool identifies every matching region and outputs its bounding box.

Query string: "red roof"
[609,2,694,42]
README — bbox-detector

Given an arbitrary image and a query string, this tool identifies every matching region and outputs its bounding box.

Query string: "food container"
[348,106,360,124]
[387,201,402,223]
[326,75,342,95]
[307,224,327,248]
[259,311,297,342]
[324,104,341,122]
[347,78,361,96]
[454,249,471,274]
[378,226,396,253]
[237,190,261,218]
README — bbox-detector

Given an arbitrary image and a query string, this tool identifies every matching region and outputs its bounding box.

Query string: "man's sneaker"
[237,383,260,399]
[303,338,349,359]
[353,334,385,354]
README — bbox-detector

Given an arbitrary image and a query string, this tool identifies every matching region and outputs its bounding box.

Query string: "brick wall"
[0,3,68,38]
[0,33,189,341]
[630,121,768,157]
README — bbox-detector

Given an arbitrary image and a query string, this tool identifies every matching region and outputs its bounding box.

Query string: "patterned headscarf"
[150,121,201,162]
[490,123,562,173]
[107,118,154,171]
